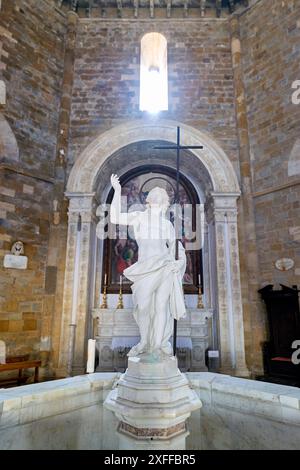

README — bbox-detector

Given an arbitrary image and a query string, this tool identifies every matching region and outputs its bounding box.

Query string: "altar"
[92,307,213,372]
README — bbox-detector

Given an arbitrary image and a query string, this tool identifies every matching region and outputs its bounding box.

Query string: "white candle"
[104,273,107,285]
[198,274,201,287]
[120,274,123,286]
[86,339,96,374]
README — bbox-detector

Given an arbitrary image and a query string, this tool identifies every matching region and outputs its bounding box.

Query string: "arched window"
[139,33,168,113]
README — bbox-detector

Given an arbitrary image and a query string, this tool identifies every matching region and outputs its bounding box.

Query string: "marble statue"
[11,241,24,256]
[110,174,186,359]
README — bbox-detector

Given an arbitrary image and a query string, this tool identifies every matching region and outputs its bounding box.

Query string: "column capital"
[205,192,240,224]
[65,192,97,224]
[210,191,241,206]
[65,191,96,207]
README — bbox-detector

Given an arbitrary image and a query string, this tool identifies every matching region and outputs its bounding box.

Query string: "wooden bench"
[0,360,41,386]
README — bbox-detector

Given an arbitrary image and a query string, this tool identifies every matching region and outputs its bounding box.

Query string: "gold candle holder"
[197,285,204,309]
[100,274,108,309]
[116,275,124,309]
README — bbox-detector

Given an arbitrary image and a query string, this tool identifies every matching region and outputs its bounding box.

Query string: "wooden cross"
[154,126,203,356]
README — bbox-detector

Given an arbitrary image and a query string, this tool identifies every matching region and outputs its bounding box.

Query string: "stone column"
[230,15,266,375]
[49,11,79,375]
[206,218,218,350]
[207,193,249,377]
[57,193,96,376]
[202,221,212,308]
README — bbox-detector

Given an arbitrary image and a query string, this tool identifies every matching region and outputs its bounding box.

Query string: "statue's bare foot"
[161,342,173,356]
[127,342,146,357]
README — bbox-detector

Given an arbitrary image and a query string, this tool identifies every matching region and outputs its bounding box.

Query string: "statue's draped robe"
[124,241,186,353]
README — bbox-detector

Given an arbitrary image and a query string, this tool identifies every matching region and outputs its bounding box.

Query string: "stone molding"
[67,120,240,194]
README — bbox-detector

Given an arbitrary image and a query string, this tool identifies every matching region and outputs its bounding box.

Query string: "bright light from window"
[142,68,165,113]
[140,33,168,113]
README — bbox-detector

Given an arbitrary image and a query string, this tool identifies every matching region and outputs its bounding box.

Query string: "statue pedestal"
[104,355,202,450]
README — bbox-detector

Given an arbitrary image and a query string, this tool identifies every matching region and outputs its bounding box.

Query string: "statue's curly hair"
[146,187,170,211]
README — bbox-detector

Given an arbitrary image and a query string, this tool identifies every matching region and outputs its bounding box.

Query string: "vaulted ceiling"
[58,0,249,18]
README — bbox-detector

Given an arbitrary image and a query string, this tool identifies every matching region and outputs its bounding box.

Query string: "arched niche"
[67,120,240,194]
[59,120,249,379]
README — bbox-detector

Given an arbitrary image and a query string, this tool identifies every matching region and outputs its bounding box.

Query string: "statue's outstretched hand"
[111,174,121,193]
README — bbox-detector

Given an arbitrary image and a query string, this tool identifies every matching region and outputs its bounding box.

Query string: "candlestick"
[100,273,108,309]
[197,284,204,309]
[116,274,124,309]
[86,339,96,374]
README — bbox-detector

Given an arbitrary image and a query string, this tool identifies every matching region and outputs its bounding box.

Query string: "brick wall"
[0,0,66,369]
[0,0,66,173]
[0,170,52,358]
[69,18,240,174]
[240,0,300,286]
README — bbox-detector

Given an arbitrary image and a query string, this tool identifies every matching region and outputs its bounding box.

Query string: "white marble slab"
[3,254,28,270]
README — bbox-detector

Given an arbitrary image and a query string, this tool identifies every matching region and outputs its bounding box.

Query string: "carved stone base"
[117,425,189,450]
[118,421,186,439]
[104,355,202,450]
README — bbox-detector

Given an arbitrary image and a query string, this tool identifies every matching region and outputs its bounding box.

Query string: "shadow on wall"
[0,113,19,163]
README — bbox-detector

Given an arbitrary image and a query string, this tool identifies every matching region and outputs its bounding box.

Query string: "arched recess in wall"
[0,113,19,162]
[102,163,202,295]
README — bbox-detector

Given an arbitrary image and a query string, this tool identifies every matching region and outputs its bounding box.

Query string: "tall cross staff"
[154,127,203,356]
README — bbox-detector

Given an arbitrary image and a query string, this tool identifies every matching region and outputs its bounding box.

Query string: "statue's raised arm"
[110,174,139,226]
[111,182,187,360]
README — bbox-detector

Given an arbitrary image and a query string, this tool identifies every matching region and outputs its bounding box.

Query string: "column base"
[219,364,250,378]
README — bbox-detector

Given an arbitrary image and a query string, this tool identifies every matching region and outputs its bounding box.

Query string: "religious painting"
[103,166,202,294]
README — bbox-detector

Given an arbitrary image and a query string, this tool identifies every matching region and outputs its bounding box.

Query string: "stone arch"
[59,120,249,379]
[0,113,19,162]
[288,138,300,177]
[67,120,240,195]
